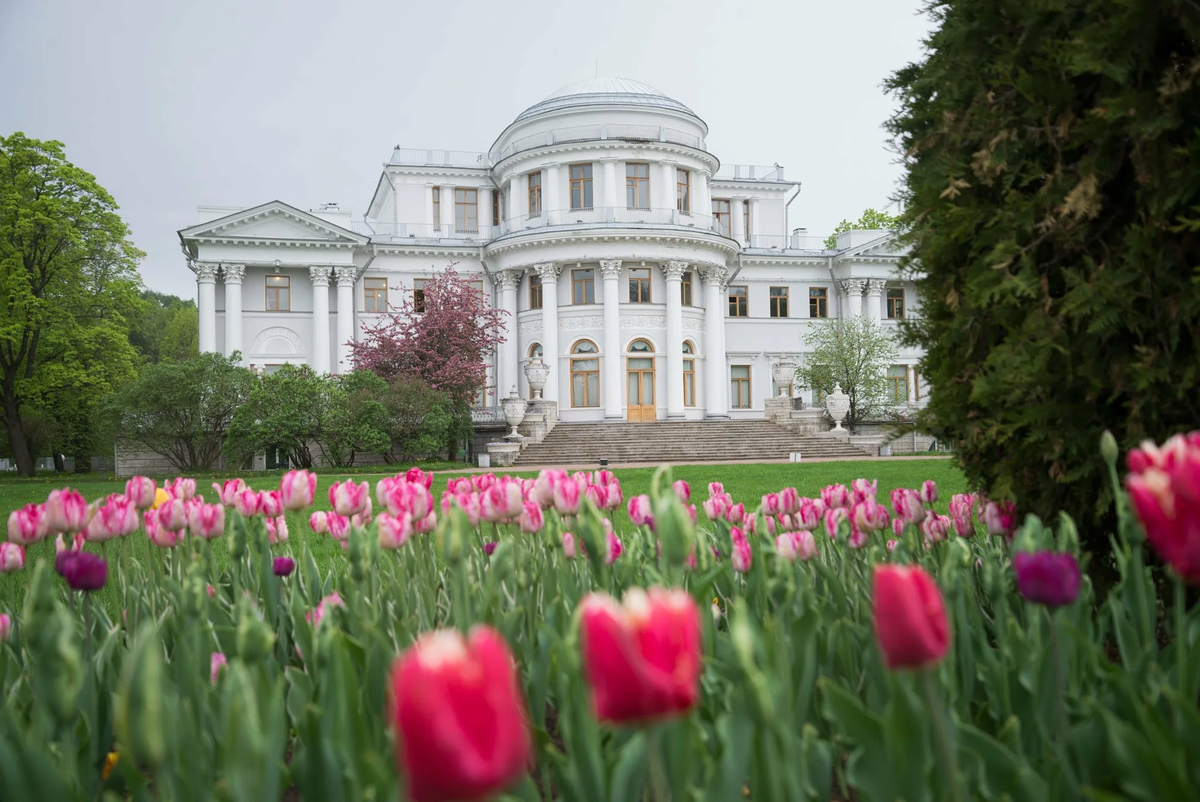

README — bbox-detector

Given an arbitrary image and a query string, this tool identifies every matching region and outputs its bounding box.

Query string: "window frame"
[886,287,905,319]
[683,341,696,407]
[731,365,752,409]
[527,172,542,218]
[626,162,650,209]
[454,188,478,233]
[676,167,691,214]
[528,274,542,310]
[491,189,501,227]
[569,163,594,211]
[712,199,730,236]
[809,287,829,318]
[743,200,751,238]
[265,274,291,312]
[888,365,910,404]
[363,276,388,313]
[769,286,789,318]
[413,278,429,314]
[432,187,441,231]
[728,285,748,318]
[569,339,601,408]
[628,267,652,303]
[680,271,693,306]
[571,267,596,305]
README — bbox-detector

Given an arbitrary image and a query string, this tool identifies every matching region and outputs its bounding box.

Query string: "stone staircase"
[513,420,874,466]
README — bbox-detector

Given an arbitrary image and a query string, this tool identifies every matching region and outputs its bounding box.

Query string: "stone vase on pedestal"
[524,357,549,400]
[771,358,798,397]
[825,383,851,432]
[500,386,527,441]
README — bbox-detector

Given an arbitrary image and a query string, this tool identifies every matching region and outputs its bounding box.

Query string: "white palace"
[180,78,923,426]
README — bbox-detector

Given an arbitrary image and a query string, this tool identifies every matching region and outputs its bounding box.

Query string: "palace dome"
[512,78,698,123]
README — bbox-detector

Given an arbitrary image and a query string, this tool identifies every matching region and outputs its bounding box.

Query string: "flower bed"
[1,434,1197,801]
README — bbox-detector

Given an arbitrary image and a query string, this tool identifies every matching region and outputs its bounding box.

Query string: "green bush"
[886,0,1200,548]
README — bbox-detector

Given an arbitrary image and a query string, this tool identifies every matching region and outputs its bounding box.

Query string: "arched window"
[629,338,653,353]
[570,340,600,407]
[682,341,696,407]
[528,343,543,359]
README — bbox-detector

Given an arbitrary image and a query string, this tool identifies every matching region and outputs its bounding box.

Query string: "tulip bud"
[236,602,277,662]
[435,506,469,565]
[229,512,249,561]
[116,625,168,767]
[1100,430,1119,468]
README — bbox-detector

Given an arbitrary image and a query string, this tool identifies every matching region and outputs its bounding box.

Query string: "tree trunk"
[2,396,36,477]
[53,453,65,473]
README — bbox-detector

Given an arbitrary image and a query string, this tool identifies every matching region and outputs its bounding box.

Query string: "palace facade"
[179,78,922,424]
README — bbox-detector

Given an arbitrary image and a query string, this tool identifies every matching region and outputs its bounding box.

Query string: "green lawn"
[1,458,965,614]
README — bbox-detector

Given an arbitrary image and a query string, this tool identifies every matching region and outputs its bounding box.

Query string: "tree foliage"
[884,0,1200,541]
[824,208,902,249]
[130,290,198,363]
[1,132,143,475]
[794,316,899,432]
[380,376,455,462]
[99,353,255,473]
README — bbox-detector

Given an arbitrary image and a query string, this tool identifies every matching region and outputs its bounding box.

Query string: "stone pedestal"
[764,397,793,425]
[486,441,521,467]
[849,435,884,456]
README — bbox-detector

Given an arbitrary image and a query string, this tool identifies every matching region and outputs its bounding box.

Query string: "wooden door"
[626,357,656,422]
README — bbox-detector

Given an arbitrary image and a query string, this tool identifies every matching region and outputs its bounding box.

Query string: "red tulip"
[389,626,531,802]
[872,565,950,670]
[579,587,702,724]
[1126,432,1200,583]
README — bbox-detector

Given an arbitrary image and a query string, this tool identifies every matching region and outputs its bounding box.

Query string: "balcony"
[389,148,490,169]
[746,233,830,252]
[713,164,789,182]
[496,206,727,238]
[490,124,705,163]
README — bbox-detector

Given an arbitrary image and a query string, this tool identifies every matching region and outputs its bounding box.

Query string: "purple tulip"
[54,550,108,592]
[1012,551,1081,608]
[273,556,295,577]
[483,541,498,556]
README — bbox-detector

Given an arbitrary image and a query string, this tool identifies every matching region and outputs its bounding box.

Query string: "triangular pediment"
[836,231,910,260]
[179,200,368,244]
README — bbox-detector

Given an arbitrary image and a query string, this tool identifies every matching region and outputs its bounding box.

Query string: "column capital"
[496,269,522,290]
[222,264,245,284]
[598,260,623,279]
[309,265,333,286]
[839,278,867,296]
[865,279,888,296]
[662,261,689,281]
[533,262,561,281]
[699,265,727,288]
[334,266,357,287]
[193,262,219,283]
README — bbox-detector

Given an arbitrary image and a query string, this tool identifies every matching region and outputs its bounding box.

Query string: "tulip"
[872,565,949,669]
[212,479,247,506]
[388,626,532,802]
[731,531,752,573]
[187,503,225,540]
[824,507,848,540]
[156,494,188,532]
[273,556,295,577]
[918,479,938,506]
[44,488,91,534]
[761,492,782,517]
[795,498,821,530]
[125,476,157,510]
[260,490,284,519]
[309,511,329,535]
[145,512,182,548]
[853,500,890,533]
[483,541,498,556]
[327,514,350,542]
[306,592,345,627]
[1012,551,1081,608]
[673,480,691,502]
[55,532,84,554]
[329,480,369,517]
[266,516,289,544]
[603,481,623,510]
[886,539,899,552]
[377,512,413,549]
[627,495,654,528]
[851,478,877,503]
[605,529,623,565]
[707,481,725,498]
[415,511,437,535]
[725,502,745,524]
[890,488,926,526]
[280,469,318,511]
[949,494,975,537]
[892,518,905,538]
[86,495,139,542]
[562,532,578,559]
[1126,431,1200,583]
[0,542,25,573]
[821,483,850,509]
[779,487,800,515]
[584,483,609,511]
[848,527,868,549]
[776,533,800,561]
[922,514,952,544]
[405,466,433,489]
[167,477,197,500]
[552,478,582,516]
[211,652,227,684]
[55,550,108,592]
[517,501,544,534]
[579,587,702,724]
[982,499,1017,539]
[702,495,728,521]
[152,487,170,509]
[7,503,48,545]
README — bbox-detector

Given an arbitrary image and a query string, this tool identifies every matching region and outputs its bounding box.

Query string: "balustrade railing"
[747,233,830,251]
[713,164,788,182]
[470,406,507,426]
[490,125,705,163]
[497,206,724,236]
[389,148,490,168]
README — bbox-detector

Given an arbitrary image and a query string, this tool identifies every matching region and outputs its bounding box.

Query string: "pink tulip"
[327,514,350,541]
[725,502,745,524]
[887,539,899,552]
[982,499,1017,539]
[673,480,691,502]
[892,518,905,538]
[592,469,615,486]
[707,482,725,498]
[851,478,877,504]
[824,507,848,540]
[1126,432,1200,583]
[848,528,868,549]
[156,494,188,532]
[87,494,139,542]
[762,493,782,517]
[918,480,938,506]
[562,532,578,559]
[279,469,317,510]
[949,494,974,537]
[628,495,654,528]
[187,503,225,540]
[212,479,247,506]
[229,488,260,518]
[585,483,608,511]
[6,504,46,546]
[266,516,289,544]
[853,501,890,533]
[146,511,182,548]
[821,484,850,509]
[309,511,329,535]
[776,533,800,561]
[0,542,25,573]
[125,477,157,510]
[922,514,952,544]
[553,479,582,516]
[518,502,544,534]
[55,532,85,554]
[211,652,227,684]
[730,527,752,572]
[405,466,433,489]
[795,498,821,531]
[605,529,623,566]
[0,613,10,642]
[167,477,197,500]
[329,480,369,517]
[702,495,728,521]
[532,470,564,509]
[603,481,623,510]
[306,592,345,627]
[890,488,926,526]
[377,512,412,549]
[44,488,92,534]
[260,490,284,519]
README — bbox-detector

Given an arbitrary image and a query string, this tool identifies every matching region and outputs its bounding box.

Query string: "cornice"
[386,165,491,180]
[709,179,796,192]
[484,227,739,259]
[189,236,359,250]
[494,139,720,179]
[369,243,483,258]
[833,254,905,266]
[740,254,831,267]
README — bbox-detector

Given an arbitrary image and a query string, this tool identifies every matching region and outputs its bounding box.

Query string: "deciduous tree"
[824,208,902,249]
[794,316,899,432]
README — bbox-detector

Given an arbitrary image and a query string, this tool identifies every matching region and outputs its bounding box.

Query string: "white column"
[701,266,728,418]
[309,266,332,374]
[425,184,436,234]
[748,198,759,244]
[479,187,492,238]
[497,269,521,399]
[599,260,623,420]
[223,264,245,363]
[195,263,218,353]
[865,279,886,322]
[440,185,455,233]
[663,261,687,419]
[694,170,711,226]
[334,267,356,373]
[508,172,523,230]
[535,263,561,408]
[659,161,676,218]
[544,164,561,224]
[840,279,865,317]
[731,198,745,245]
[601,158,618,221]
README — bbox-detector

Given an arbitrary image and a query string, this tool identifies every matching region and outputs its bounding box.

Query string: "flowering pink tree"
[349,267,507,408]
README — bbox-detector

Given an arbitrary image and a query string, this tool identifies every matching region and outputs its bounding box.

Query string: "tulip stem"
[648,726,671,801]
[1048,613,1080,799]
[919,668,963,802]
[1174,576,1188,742]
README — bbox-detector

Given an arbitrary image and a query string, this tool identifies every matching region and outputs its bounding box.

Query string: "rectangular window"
[809,287,828,318]
[528,172,542,217]
[888,365,909,403]
[712,199,730,236]
[468,279,485,306]
[265,275,290,311]
[744,200,751,238]
[676,168,691,213]
[681,272,693,306]
[363,277,388,313]
[770,287,789,318]
[454,188,478,233]
[887,287,905,319]
[629,267,651,303]
[731,365,751,409]
[728,285,748,317]
[572,268,596,304]
[491,190,501,227]
[413,279,429,313]
[529,274,542,310]
[626,163,650,209]
[571,358,600,407]
[432,187,441,231]
[683,359,696,406]
[570,164,593,210]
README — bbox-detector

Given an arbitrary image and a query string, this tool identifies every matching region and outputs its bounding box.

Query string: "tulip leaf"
[608,731,647,802]
[957,722,1048,802]
[817,679,894,802]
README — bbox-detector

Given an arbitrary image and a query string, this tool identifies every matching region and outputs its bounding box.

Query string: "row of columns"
[837,278,889,320]
[492,260,730,418]
[193,262,357,374]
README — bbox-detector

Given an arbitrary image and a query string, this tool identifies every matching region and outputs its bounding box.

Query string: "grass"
[0,458,965,615]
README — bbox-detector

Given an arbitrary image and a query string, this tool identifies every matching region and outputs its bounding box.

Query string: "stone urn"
[825,383,851,431]
[771,357,798,397]
[524,357,550,400]
[500,386,527,439]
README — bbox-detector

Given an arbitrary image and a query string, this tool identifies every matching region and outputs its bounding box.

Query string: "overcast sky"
[1,0,933,300]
